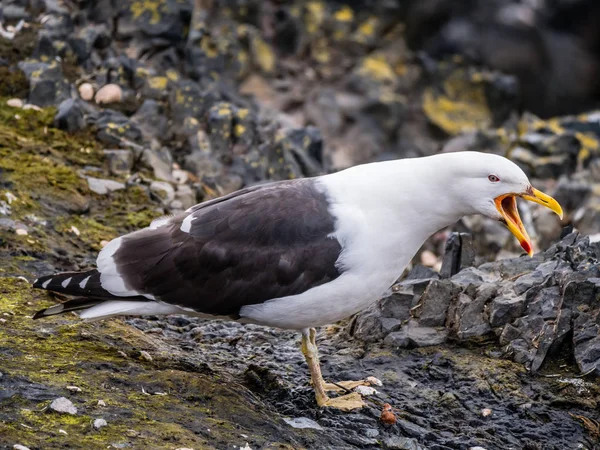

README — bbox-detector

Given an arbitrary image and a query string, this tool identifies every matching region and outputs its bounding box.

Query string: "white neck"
[319,157,469,274]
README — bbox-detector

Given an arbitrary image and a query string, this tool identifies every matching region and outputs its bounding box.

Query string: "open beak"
[494,188,563,256]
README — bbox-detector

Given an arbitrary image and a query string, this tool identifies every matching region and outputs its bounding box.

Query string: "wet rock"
[49,397,77,415]
[383,435,427,450]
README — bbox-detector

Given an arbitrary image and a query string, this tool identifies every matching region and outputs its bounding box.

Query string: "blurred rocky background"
[1,0,599,449]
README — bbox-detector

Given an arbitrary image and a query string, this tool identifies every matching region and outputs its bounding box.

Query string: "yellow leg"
[300,328,366,411]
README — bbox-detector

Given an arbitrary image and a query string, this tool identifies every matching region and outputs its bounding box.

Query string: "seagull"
[32,151,563,410]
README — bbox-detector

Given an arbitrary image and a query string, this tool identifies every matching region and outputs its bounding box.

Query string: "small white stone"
[70,225,80,236]
[49,397,77,415]
[366,376,383,386]
[139,350,153,362]
[97,400,107,407]
[79,82,95,101]
[59,429,68,435]
[66,386,82,393]
[22,104,41,111]
[239,444,252,450]
[469,447,488,450]
[93,418,107,430]
[95,83,123,104]
[481,408,492,417]
[15,229,28,236]
[354,385,377,396]
[13,445,31,450]
[87,177,126,195]
[172,169,189,185]
[283,417,323,430]
[7,98,23,108]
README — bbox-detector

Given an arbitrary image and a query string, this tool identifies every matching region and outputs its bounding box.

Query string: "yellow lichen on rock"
[422,74,492,135]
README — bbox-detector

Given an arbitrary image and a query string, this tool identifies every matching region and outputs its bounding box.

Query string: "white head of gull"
[32,151,563,410]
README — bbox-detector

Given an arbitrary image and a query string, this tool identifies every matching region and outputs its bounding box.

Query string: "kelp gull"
[32,151,563,410]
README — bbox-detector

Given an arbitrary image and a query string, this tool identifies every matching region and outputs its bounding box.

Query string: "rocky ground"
[1,0,600,449]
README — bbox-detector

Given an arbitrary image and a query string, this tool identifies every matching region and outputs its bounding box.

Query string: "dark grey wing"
[110,179,342,317]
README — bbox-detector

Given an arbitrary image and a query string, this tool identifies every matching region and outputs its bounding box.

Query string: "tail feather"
[32,268,150,320]
[32,269,108,298]
[32,297,103,319]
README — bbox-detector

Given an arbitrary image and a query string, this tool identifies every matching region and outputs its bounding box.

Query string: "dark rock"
[405,265,440,281]
[54,98,86,132]
[131,99,170,142]
[383,436,427,450]
[17,59,71,107]
[350,304,384,343]
[440,232,475,278]
[380,287,416,321]
[526,287,561,320]
[451,293,492,340]
[415,280,460,327]
[96,110,143,146]
[103,150,134,175]
[514,270,546,295]
[489,288,525,328]
[384,321,448,348]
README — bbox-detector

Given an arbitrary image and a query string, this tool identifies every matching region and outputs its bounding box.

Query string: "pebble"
[93,418,108,430]
[22,104,41,111]
[49,397,77,415]
[79,82,95,101]
[95,83,123,104]
[469,447,488,450]
[15,228,27,236]
[283,417,323,430]
[354,385,377,396]
[7,98,23,108]
[87,177,126,195]
[366,376,383,386]
[66,386,82,393]
[97,400,107,407]
[481,408,492,417]
[139,351,153,362]
[13,445,31,450]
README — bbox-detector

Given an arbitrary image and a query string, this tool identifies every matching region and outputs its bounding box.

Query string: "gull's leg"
[300,328,365,411]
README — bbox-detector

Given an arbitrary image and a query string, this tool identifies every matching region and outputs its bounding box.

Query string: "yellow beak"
[494,188,563,256]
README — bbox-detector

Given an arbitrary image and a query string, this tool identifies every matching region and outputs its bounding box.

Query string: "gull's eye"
[488,174,500,183]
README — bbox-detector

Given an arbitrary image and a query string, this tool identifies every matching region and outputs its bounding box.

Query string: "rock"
[383,435,427,450]
[7,98,23,108]
[93,418,108,430]
[384,321,448,348]
[283,417,323,430]
[87,177,126,195]
[489,288,525,328]
[440,232,475,278]
[49,397,77,415]
[141,145,174,181]
[95,84,123,104]
[96,110,143,146]
[414,280,460,327]
[13,445,31,450]
[451,292,492,340]
[150,181,175,205]
[131,99,170,142]
[103,150,134,175]
[17,59,71,107]
[79,83,95,101]
[514,270,546,295]
[54,99,86,132]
